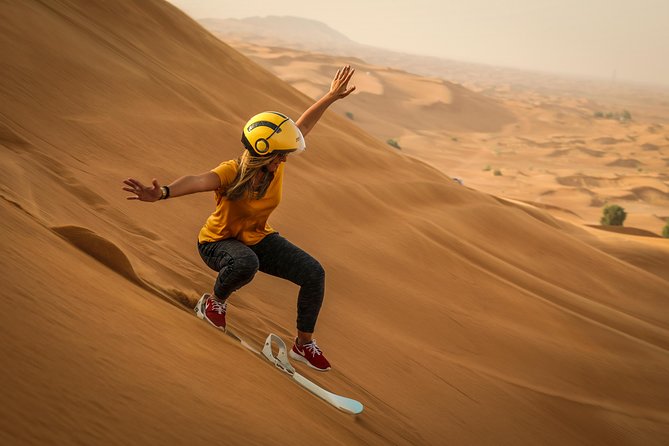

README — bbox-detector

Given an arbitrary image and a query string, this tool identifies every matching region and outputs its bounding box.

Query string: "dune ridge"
[1,1,668,445]
[221,39,669,238]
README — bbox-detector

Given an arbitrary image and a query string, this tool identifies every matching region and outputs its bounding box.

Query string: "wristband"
[160,185,170,200]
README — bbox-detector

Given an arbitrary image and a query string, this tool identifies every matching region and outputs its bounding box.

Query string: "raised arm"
[123,171,221,202]
[296,65,356,137]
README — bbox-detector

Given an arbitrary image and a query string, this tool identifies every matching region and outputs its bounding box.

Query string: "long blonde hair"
[224,151,281,201]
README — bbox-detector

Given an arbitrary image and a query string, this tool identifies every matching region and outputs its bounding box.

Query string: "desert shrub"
[493,169,503,176]
[387,139,401,150]
[345,111,354,120]
[594,110,632,122]
[662,221,669,238]
[600,204,627,226]
[483,164,492,171]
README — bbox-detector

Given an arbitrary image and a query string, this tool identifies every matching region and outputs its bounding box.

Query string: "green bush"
[345,111,354,120]
[662,221,669,238]
[600,204,627,226]
[387,139,401,150]
[593,110,632,122]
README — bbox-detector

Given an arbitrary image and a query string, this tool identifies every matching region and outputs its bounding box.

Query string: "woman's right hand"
[123,178,162,202]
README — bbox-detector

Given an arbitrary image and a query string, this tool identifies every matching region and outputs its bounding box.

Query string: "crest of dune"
[0,1,667,445]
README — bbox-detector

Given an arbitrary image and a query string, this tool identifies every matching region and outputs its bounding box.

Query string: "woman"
[123,65,355,371]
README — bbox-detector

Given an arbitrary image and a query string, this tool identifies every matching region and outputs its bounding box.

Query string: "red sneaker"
[289,339,331,371]
[194,293,227,331]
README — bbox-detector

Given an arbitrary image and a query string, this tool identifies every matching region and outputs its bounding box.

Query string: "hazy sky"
[168,0,669,87]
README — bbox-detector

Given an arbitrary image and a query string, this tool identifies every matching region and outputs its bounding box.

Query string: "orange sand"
[1,2,668,445]
[225,39,669,239]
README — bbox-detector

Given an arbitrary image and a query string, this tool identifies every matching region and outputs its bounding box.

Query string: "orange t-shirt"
[198,159,284,245]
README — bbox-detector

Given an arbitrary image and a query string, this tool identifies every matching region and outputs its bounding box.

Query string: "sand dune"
[631,186,669,205]
[548,146,607,158]
[228,42,517,136]
[608,158,644,168]
[1,1,668,445]
[221,40,669,238]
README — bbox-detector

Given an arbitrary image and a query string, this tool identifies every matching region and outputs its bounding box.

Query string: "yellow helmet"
[241,111,306,157]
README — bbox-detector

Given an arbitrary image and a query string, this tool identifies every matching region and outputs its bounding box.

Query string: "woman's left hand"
[329,65,356,100]
[295,65,357,136]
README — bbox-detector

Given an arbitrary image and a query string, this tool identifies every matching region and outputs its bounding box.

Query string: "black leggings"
[198,233,325,333]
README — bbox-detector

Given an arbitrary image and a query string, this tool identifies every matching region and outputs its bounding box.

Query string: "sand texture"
[224,39,669,239]
[1,1,668,445]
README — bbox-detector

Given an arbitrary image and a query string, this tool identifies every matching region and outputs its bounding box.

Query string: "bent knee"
[233,253,260,277]
[304,260,325,283]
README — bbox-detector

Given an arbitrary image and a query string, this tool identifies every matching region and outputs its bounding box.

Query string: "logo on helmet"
[241,111,305,157]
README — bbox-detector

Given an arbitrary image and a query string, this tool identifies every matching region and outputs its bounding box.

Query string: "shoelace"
[209,298,227,315]
[304,340,322,356]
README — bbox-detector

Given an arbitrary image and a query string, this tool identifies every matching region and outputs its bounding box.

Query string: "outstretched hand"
[329,65,356,99]
[123,178,162,202]
[295,64,356,137]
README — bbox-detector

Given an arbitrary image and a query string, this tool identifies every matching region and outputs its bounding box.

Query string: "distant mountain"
[198,16,657,96]
[198,16,356,54]
[198,16,491,86]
